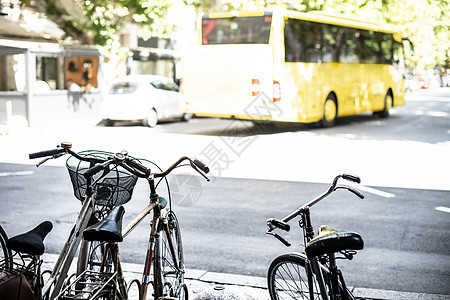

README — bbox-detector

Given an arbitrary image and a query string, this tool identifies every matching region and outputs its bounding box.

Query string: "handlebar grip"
[193,159,209,173]
[342,174,361,184]
[125,158,151,176]
[29,148,64,159]
[267,218,290,232]
[349,187,364,199]
[84,164,104,179]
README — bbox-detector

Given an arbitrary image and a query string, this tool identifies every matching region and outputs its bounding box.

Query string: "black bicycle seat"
[305,225,364,258]
[84,205,125,243]
[7,221,53,255]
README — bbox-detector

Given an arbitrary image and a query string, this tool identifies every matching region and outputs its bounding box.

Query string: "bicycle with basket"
[56,151,210,300]
[0,142,141,300]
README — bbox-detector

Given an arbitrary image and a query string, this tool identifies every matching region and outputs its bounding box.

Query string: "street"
[0,88,449,296]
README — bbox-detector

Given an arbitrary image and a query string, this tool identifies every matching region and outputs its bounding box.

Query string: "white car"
[101,75,191,127]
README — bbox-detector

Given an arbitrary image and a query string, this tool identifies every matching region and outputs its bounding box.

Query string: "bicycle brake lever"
[36,153,65,167]
[267,231,291,247]
[335,186,364,199]
[190,162,210,182]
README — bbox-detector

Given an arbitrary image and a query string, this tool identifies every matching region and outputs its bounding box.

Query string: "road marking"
[435,206,450,213]
[0,171,34,177]
[356,185,396,198]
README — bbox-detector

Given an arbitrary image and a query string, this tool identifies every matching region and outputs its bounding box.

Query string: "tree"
[22,0,449,71]
[21,0,172,48]
[190,0,449,72]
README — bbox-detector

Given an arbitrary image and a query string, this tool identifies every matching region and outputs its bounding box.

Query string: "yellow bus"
[181,9,409,126]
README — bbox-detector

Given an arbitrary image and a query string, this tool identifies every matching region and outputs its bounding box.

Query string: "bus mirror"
[402,38,414,56]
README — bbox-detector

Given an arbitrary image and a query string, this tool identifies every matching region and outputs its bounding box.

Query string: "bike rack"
[57,269,118,300]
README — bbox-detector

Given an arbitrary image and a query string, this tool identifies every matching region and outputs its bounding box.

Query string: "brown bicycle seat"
[7,221,53,256]
[305,225,364,258]
[83,205,125,243]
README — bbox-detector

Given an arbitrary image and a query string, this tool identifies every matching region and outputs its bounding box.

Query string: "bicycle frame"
[61,180,183,300]
[126,177,182,300]
[44,184,96,300]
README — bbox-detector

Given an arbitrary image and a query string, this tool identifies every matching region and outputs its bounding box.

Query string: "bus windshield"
[202,15,272,45]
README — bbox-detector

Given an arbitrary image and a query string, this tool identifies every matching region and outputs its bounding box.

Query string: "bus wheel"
[320,94,337,127]
[374,92,392,118]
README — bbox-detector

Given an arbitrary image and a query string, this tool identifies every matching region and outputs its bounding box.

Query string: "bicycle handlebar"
[29,142,110,168]
[29,148,66,159]
[267,173,364,241]
[82,152,210,183]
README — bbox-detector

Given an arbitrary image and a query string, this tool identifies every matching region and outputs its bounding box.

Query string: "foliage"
[24,0,172,50]
[191,0,449,72]
[22,0,449,71]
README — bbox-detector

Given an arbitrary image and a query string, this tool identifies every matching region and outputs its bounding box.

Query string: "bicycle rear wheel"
[76,240,114,292]
[77,240,114,274]
[0,225,12,269]
[268,253,323,300]
[154,211,186,299]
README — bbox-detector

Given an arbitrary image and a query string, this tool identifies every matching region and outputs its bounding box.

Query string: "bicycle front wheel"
[154,211,186,299]
[268,253,323,300]
[0,225,12,269]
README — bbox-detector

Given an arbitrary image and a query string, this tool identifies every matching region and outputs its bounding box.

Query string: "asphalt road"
[0,88,449,295]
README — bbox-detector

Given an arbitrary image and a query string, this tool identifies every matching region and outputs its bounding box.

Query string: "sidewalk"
[42,254,449,300]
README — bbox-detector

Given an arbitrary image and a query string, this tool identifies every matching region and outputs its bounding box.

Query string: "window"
[284,18,395,65]
[202,15,272,45]
[151,80,178,91]
[0,53,26,92]
[36,56,59,90]
[110,82,138,95]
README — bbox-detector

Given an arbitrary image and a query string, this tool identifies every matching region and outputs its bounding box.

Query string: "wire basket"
[66,150,138,208]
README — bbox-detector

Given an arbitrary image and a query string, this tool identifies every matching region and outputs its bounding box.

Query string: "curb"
[42,254,449,300]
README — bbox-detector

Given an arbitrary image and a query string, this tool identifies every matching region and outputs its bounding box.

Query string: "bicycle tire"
[154,211,186,300]
[268,253,356,300]
[268,253,323,300]
[0,225,12,269]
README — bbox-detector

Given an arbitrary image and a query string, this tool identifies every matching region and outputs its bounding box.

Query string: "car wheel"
[104,119,115,126]
[144,109,158,127]
[182,113,193,122]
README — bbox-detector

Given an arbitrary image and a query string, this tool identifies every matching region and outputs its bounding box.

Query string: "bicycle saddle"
[305,225,364,258]
[83,205,125,243]
[7,221,53,255]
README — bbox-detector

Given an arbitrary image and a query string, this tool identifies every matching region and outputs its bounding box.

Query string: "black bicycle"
[266,174,365,300]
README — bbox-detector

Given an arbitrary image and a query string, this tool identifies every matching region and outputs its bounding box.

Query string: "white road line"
[0,171,34,177]
[356,185,396,198]
[435,206,450,214]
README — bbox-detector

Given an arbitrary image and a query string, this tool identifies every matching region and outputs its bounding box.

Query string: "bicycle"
[266,174,365,300]
[0,142,139,300]
[57,151,210,300]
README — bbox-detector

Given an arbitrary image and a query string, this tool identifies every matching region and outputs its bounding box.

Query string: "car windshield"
[110,82,140,95]
[150,80,178,92]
